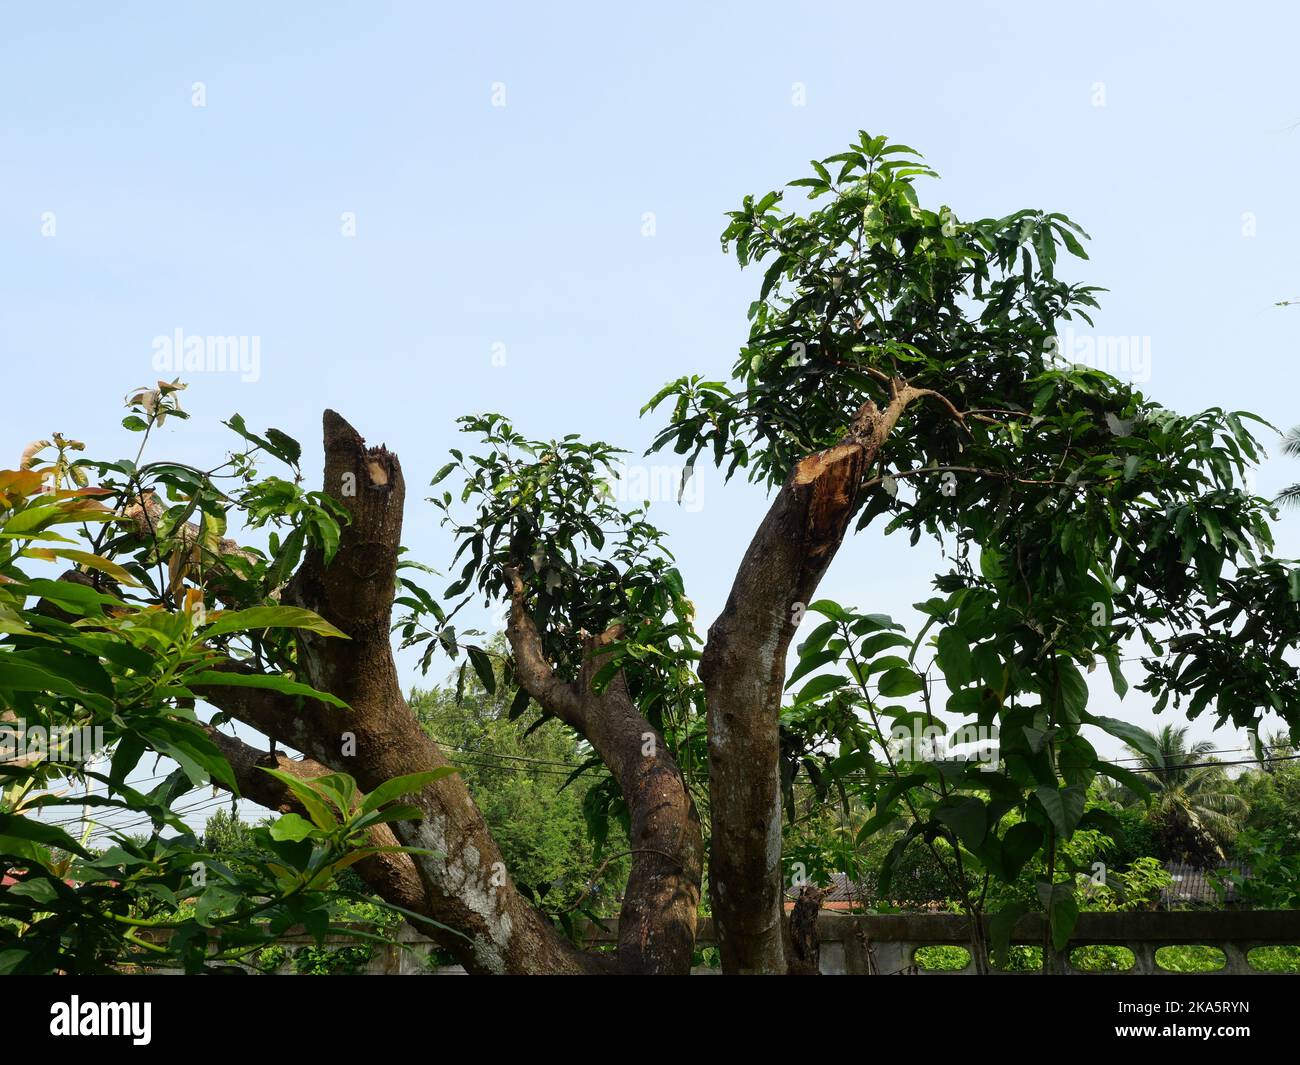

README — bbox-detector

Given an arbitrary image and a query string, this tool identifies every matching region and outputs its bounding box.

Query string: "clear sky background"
[4,1,1298,836]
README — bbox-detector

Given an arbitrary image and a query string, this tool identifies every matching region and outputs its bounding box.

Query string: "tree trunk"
[700,385,941,973]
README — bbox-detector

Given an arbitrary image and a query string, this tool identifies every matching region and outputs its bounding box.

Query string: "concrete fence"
[237,909,1300,975]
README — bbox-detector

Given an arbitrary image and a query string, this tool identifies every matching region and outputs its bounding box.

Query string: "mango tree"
[4,132,1298,974]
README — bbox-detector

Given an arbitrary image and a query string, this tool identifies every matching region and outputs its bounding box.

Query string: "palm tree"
[1277,425,1300,508]
[1108,724,1248,865]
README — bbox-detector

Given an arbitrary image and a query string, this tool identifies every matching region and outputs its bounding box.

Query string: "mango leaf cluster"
[425,413,703,766]
[1,391,451,972]
[781,599,1152,959]
[645,131,1103,488]
[3,765,453,974]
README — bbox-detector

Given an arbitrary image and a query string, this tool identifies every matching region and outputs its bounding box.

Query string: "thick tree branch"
[69,413,676,972]
[193,658,352,766]
[505,567,704,975]
[502,566,582,720]
[120,492,259,604]
[257,411,601,974]
[200,724,436,927]
[700,378,950,974]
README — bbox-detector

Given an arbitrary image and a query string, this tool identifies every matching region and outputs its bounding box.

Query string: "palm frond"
[1275,482,1300,508]
[1282,425,1300,458]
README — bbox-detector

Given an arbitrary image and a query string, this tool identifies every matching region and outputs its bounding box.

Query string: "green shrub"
[292,944,374,976]
[914,945,969,971]
[1069,945,1135,972]
[1247,946,1300,973]
[1155,945,1225,972]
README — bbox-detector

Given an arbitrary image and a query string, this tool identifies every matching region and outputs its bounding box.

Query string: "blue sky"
[5,1,1299,829]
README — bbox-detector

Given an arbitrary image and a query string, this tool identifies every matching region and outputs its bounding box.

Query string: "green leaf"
[935,627,972,686]
[1085,715,1162,765]
[353,806,427,836]
[203,606,348,640]
[109,733,146,788]
[872,773,927,817]
[265,525,306,591]
[184,670,350,709]
[796,619,840,659]
[1001,821,1043,880]
[853,802,901,845]
[877,823,923,899]
[259,768,339,830]
[466,646,497,695]
[360,768,459,813]
[795,673,848,703]
[979,545,1004,582]
[807,599,849,622]
[1037,881,1079,951]
[0,814,92,859]
[0,656,103,705]
[786,648,838,688]
[1056,227,1088,259]
[933,796,987,850]
[1055,658,1088,722]
[1096,761,1153,803]
[877,668,923,697]
[858,632,912,658]
[270,813,316,842]
[1058,735,1099,788]
[508,686,530,720]
[18,577,122,615]
[1104,652,1128,699]
[5,877,59,904]
[971,643,1003,691]
[989,900,1029,968]
[194,885,242,926]
[1201,511,1222,550]
[225,414,301,468]
[1034,784,1086,837]
[265,428,302,467]
[137,717,237,791]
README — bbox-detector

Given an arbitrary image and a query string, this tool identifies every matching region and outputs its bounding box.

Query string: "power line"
[36,742,600,831]
[445,755,592,778]
[54,792,234,837]
[40,780,228,828]
[82,794,233,842]
[830,750,1300,784]
[427,735,590,770]
[1121,752,1300,774]
[1105,744,1257,765]
[427,734,608,775]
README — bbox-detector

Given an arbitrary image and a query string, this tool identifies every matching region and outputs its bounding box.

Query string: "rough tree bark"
[700,382,959,973]
[505,570,703,974]
[196,413,599,973]
[194,412,703,974]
